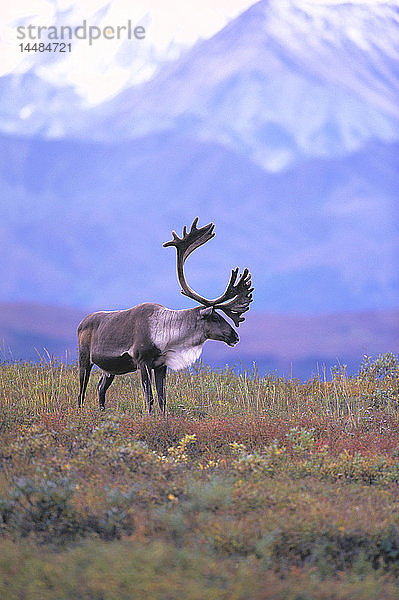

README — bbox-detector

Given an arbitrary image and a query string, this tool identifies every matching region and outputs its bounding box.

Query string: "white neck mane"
[149,307,205,371]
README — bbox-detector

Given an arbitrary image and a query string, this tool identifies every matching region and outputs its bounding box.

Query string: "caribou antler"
[163,218,253,327]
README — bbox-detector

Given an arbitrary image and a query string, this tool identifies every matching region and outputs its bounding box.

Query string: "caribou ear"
[199,306,214,318]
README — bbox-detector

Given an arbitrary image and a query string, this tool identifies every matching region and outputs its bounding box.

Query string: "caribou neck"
[149,305,207,350]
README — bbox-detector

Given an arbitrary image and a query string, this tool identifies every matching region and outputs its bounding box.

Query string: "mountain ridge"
[1,301,398,379]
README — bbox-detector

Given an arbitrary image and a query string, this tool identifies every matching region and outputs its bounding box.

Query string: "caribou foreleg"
[140,364,154,413]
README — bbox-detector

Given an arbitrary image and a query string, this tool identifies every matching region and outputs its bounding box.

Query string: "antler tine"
[220,309,246,328]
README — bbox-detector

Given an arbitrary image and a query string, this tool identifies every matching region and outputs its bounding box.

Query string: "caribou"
[77,218,253,412]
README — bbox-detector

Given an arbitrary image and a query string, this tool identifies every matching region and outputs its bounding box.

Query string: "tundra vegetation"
[0,353,399,599]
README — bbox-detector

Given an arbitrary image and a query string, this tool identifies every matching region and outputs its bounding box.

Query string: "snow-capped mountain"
[1,0,253,129]
[89,0,399,170]
[2,0,399,172]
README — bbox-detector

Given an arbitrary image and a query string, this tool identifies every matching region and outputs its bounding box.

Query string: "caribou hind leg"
[154,365,167,414]
[97,372,115,410]
[140,364,154,413]
[77,327,93,408]
[78,359,93,408]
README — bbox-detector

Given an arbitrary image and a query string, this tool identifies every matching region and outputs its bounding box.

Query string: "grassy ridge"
[1,355,399,599]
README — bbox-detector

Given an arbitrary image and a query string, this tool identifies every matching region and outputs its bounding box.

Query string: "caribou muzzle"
[227,330,239,347]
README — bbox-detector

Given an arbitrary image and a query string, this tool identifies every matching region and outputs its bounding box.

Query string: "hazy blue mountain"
[1,132,398,312]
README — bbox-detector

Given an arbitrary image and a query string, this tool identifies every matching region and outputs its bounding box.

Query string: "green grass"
[1,354,399,599]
